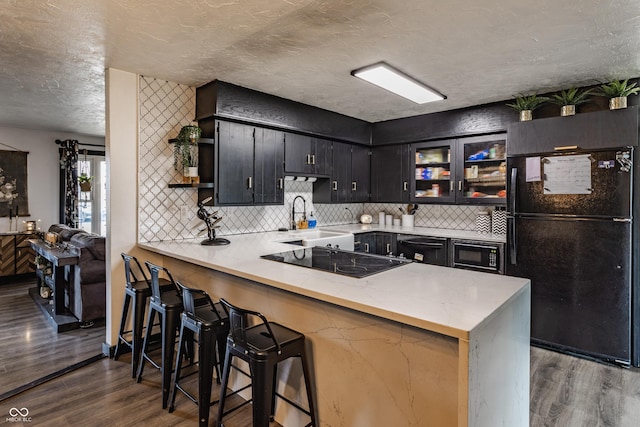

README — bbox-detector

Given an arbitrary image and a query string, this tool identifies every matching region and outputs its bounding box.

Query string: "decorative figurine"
[196,197,230,246]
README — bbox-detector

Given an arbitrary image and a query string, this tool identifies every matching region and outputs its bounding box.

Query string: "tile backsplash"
[138,77,495,242]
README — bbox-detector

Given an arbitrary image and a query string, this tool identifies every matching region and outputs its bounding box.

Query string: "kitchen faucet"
[291,196,306,229]
[344,207,354,224]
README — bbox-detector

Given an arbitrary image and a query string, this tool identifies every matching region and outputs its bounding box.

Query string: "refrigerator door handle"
[508,215,517,265]
[510,167,517,215]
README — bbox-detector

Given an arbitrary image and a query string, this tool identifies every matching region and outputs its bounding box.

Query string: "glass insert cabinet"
[412,134,506,205]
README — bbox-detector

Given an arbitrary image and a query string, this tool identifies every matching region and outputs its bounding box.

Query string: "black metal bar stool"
[136,261,185,409]
[216,299,317,427]
[168,282,229,427]
[114,253,173,377]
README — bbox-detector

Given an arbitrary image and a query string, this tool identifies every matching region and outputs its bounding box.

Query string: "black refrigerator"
[506,147,636,366]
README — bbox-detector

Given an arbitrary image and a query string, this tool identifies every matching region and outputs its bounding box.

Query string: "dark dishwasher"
[396,235,448,266]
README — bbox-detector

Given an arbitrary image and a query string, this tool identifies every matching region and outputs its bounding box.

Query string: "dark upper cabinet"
[370,144,412,203]
[507,106,638,156]
[351,144,371,202]
[284,133,330,176]
[314,142,371,203]
[200,120,284,206]
[254,127,285,205]
[216,121,254,205]
[412,134,506,205]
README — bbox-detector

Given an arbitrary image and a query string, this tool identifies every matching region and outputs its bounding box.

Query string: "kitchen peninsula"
[139,228,530,427]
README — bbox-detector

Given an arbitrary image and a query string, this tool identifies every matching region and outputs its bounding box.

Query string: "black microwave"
[450,240,504,274]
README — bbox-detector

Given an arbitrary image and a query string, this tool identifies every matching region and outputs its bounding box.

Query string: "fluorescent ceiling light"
[351,62,445,104]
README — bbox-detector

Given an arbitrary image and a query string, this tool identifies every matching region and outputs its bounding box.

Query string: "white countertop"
[139,227,527,340]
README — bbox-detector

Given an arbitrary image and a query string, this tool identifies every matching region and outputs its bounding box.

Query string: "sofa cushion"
[48,224,84,241]
[70,232,106,261]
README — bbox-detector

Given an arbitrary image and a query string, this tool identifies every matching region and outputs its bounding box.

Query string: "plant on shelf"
[506,94,549,121]
[549,87,593,116]
[78,173,93,192]
[595,79,640,110]
[175,124,201,182]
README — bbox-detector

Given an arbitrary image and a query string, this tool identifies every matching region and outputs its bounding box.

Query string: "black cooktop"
[261,246,411,278]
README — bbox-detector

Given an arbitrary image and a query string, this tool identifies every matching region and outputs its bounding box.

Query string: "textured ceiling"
[1,0,640,137]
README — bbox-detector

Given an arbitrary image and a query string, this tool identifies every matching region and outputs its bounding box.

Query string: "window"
[77,154,106,236]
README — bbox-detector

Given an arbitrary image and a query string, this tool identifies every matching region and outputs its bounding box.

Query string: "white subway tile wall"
[138,77,490,242]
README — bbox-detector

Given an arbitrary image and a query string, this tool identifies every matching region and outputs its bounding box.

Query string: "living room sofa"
[47,224,106,324]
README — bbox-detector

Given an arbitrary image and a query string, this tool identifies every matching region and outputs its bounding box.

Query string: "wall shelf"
[168,138,214,145]
[168,182,214,189]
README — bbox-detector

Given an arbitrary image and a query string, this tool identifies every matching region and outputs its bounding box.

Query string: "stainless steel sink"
[280,230,355,251]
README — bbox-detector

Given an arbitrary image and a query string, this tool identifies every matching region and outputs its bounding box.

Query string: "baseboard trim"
[0,353,106,402]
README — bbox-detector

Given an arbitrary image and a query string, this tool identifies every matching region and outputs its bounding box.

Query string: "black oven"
[397,235,448,266]
[450,240,504,274]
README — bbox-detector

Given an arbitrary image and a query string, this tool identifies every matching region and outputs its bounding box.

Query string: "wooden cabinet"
[314,142,371,203]
[0,233,35,277]
[254,127,285,204]
[0,235,15,276]
[354,232,396,255]
[216,121,255,205]
[507,106,638,156]
[412,134,506,205]
[371,144,412,202]
[199,120,284,206]
[284,133,330,176]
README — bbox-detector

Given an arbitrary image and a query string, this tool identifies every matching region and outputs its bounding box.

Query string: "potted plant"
[78,173,93,192]
[175,124,201,182]
[549,87,593,117]
[506,94,549,121]
[595,79,640,110]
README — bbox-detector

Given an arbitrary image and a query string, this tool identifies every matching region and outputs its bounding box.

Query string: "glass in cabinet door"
[414,145,452,200]
[461,139,506,201]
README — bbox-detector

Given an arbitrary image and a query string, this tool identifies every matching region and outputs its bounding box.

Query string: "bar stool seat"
[168,283,229,427]
[136,261,186,409]
[216,299,317,427]
[113,253,173,377]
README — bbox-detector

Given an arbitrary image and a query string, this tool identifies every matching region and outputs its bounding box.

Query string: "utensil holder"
[402,214,414,228]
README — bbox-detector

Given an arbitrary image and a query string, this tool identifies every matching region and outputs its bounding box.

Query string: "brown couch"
[48,224,106,323]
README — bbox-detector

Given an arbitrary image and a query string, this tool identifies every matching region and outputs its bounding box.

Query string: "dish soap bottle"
[308,212,317,229]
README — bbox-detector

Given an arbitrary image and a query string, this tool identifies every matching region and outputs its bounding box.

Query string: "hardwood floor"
[2,277,640,426]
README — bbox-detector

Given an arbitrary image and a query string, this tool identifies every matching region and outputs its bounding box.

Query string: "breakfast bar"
[139,229,530,427]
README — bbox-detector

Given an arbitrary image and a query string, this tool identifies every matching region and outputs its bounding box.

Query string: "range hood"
[284,175,318,182]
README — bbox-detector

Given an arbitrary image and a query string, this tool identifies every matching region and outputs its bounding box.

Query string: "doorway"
[77,152,106,236]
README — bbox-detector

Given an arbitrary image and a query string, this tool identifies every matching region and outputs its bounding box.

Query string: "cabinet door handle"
[352,181,357,191]
[332,181,338,191]
[458,180,462,191]
[248,177,253,189]
[305,154,311,165]
[278,178,283,189]
[450,180,454,193]
[386,243,391,254]
[364,243,369,253]
[403,181,408,191]
[311,154,316,165]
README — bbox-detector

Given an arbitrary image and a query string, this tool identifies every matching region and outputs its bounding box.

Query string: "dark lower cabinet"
[354,232,396,256]
[371,144,412,202]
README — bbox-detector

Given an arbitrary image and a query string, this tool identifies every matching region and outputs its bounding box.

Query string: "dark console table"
[29,239,80,332]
